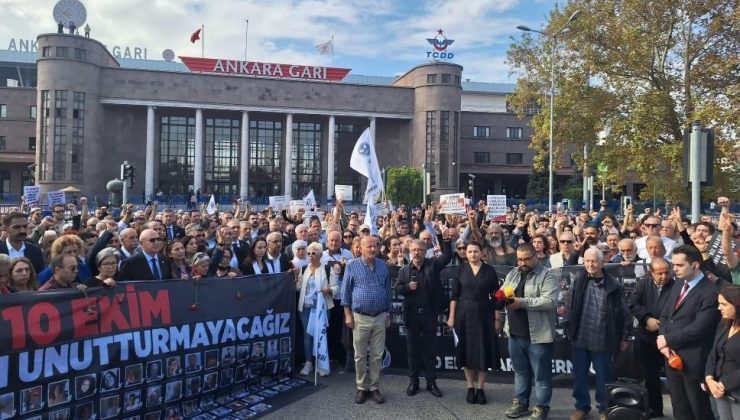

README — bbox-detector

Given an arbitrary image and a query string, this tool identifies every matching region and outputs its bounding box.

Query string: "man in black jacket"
[566,247,631,420]
[394,234,451,398]
[119,229,171,281]
[629,257,674,418]
[0,211,45,273]
[658,245,720,420]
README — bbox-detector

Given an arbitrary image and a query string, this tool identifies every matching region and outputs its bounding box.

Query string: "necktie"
[168,226,174,240]
[674,281,689,310]
[151,258,161,280]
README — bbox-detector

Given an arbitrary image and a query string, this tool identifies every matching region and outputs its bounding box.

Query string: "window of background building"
[74,48,86,61]
[52,90,67,181]
[249,120,283,197]
[42,46,51,57]
[506,153,523,164]
[441,74,451,84]
[334,124,363,201]
[474,152,490,164]
[439,111,450,187]
[0,136,5,150]
[454,75,461,85]
[292,122,323,197]
[28,137,36,151]
[425,111,437,174]
[205,118,240,196]
[71,92,85,182]
[56,47,68,58]
[0,105,6,118]
[159,116,195,195]
[427,74,437,84]
[525,102,542,116]
[473,126,490,137]
[39,90,49,181]
[30,106,36,120]
[506,127,523,139]
[0,170,9,195]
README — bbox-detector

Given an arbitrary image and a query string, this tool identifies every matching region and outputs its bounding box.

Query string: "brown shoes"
[570,410,589,420]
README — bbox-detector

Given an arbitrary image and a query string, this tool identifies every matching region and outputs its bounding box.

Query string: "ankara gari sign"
[179,56,351,82]
[426,29,454,60]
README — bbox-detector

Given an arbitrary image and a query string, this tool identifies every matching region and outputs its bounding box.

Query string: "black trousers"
[405,310,438,382]
[665,364,713,420]
[327,303,346,365]
[638,339,664,414]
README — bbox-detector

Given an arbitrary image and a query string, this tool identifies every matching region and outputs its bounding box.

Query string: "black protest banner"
[0,273,298,420]
[386,263,647,376]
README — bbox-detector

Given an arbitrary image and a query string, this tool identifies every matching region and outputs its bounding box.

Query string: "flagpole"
[201,24,204,58]
[314,291,319,386]
[244,19,249,61]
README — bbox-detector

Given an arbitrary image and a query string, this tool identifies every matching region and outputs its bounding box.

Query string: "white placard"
[46,190,66,206]
[290,199,307,214]
[373,202,387,217]
[268,195,291,210]
[487,195,508,219]
[24,186,41,205]
[334,185,353,201]
[439,193,466,214]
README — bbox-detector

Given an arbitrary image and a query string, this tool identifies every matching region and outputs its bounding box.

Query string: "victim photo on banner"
[0,273,303,420]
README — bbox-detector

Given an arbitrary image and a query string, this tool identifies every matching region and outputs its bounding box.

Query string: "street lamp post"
[517,10,581,212]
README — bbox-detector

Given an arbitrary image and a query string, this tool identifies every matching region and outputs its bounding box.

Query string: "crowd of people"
[0,195,739,420]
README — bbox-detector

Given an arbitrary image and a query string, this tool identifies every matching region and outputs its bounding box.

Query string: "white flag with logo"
[315,39,333,55]
[303,189,316,209]
[206,194,217,215]
[350,128,383,203]
[365,199,378,235]
[307,291,330,375]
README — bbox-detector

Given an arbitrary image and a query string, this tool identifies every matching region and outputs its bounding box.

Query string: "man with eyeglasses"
[635,216,676,260]
[501,244,559,420]
[549,232,582,268]
[118,229,171,281]
[265,232,290,273]
[38,254,86,291]
[395,234,451,399]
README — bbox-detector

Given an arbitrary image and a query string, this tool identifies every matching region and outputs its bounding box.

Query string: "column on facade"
[283,113,293,195]
[369,116,376,144]
[239,111,250,198]
[194,109,204,194]
[145,106,155,199]
[327,115,335,199]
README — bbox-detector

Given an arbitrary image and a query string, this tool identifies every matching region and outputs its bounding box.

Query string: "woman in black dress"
[446,241,501,405]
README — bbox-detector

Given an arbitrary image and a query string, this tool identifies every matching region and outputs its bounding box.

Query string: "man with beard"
[629,257,674,418]
[579,225,601,257]
[502,244,559,420]
[0,211,45,273]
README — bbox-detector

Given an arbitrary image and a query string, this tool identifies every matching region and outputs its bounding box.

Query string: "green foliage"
[526,170,549,199]
[507,0,740,201]
[385,167,423,206]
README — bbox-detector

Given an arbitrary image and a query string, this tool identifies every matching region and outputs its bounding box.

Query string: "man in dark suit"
[629,257,674,418]
[162,209,185,241]
[265,232,291,273]
[394,234,451,398]
[658,245,721,420]
[119,229,172,281]
[1,211,45,273]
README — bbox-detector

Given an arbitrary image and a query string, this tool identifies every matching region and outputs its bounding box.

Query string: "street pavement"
[263,367,675,420]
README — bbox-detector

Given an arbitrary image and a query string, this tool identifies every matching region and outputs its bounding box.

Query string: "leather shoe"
[476,388,487,405]
[426,381,442,398]
[466,387,477,404]
[370,389,385,404]
[406,381,419,396]
[355,390,368,404]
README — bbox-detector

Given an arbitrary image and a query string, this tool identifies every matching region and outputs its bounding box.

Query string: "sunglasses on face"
[644,223,660,228]
[307,251,319,256]
[559,240,574,244]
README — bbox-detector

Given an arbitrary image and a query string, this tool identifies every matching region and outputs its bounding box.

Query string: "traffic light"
[121,162,136,187]
[430,172,437,193]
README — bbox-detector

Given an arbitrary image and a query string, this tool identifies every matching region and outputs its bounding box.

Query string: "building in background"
[0,32,575,203]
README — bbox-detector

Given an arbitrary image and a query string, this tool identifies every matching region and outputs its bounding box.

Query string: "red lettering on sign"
[71,297,99,338]
[1,306,26,350]
[98,295,131,334]
[27,302,61,346]
[139,290,172,326]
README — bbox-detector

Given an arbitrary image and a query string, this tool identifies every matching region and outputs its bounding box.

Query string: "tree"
[385,167,423,206]
[507,0,740,202]
[525,170,548,199]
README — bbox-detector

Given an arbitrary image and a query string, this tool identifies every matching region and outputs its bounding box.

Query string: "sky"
[0,0,558,83]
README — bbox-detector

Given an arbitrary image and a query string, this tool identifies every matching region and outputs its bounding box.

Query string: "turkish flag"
[190,28,201,43]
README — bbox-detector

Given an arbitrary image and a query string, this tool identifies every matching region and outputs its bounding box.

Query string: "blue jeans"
[300,309,314,362]
[571,346,614,413]
[508,335,554,408]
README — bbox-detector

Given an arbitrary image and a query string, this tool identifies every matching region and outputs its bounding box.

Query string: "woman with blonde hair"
[296,241,339,377]
[37,234,92,285]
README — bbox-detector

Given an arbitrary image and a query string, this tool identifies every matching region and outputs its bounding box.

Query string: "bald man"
[118,229,172,281]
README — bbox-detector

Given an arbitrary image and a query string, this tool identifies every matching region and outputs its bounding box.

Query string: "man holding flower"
[500,243,559,420]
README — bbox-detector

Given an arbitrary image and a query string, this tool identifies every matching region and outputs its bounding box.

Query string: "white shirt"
[267,252,282,272]
[635,235,676,260]
[5,238,25,259]
[321,248,353,264]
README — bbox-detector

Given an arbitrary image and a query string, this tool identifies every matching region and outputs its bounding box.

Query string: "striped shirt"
[340,257,392,316]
